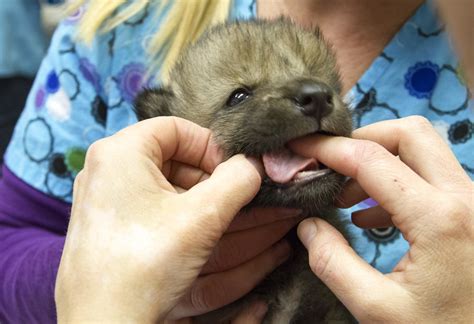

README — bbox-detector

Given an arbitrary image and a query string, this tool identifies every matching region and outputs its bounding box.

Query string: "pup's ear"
[134,88,174,120]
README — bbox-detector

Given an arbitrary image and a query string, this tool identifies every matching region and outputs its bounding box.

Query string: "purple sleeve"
[0,165,70,323]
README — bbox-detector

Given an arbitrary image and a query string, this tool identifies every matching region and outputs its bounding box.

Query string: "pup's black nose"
[293,81,334,121]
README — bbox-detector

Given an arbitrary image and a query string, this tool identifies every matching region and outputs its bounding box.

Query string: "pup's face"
[136,20,352,213]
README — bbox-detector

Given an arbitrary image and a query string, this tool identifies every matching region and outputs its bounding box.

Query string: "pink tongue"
[262,147,318,183]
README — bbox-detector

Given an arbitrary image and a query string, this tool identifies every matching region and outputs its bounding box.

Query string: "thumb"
[297,218,405,320]
[185,155,263,228]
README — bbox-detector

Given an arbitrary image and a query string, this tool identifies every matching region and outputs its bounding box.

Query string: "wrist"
[56,287,169,324]
[56,301,164,324]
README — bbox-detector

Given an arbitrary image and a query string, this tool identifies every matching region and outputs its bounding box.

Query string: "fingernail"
[253,301,268,318]
[298,219,317,248]
[245,156,265,178]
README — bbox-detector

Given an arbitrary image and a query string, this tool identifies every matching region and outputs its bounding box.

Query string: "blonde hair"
[68,0,232,81]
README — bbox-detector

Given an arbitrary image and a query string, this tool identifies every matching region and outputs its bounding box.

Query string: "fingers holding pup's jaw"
[202,216,301,274]
[289,134,433,238]
[351,116,471,195]
[168,240,291,319]
[227,208,302,232]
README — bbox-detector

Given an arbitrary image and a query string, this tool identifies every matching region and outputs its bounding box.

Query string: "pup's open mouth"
[262,146,332,186]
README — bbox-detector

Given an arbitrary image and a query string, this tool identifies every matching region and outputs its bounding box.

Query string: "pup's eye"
[227,88,251,107]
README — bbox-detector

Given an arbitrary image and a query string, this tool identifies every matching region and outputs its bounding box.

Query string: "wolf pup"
[135,19,354,324]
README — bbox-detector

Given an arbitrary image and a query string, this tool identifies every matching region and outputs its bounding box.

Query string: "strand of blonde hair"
[68,0,231,82]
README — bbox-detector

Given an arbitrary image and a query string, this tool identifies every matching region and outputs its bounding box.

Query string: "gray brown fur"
[135,19,354,323]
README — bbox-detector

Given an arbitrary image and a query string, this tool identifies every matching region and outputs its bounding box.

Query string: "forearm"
[0,227,65,323]
[0,165,70,323]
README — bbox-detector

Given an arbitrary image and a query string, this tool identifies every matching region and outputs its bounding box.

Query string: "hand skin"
[290,116,473,323]
[55,117,300,323]
[169,300,269,324]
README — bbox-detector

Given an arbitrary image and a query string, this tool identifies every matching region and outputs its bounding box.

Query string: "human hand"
[289,116,473,322]
[168,205,302,320]
[168,299,270,324]
[55,117,297,323]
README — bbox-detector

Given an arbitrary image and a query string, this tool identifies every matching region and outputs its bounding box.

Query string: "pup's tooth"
[292,169,332,182]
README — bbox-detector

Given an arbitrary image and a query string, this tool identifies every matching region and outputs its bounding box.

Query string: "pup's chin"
[247,169,346,216]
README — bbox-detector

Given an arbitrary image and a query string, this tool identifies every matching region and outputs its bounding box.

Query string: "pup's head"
[136,19,352,213]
